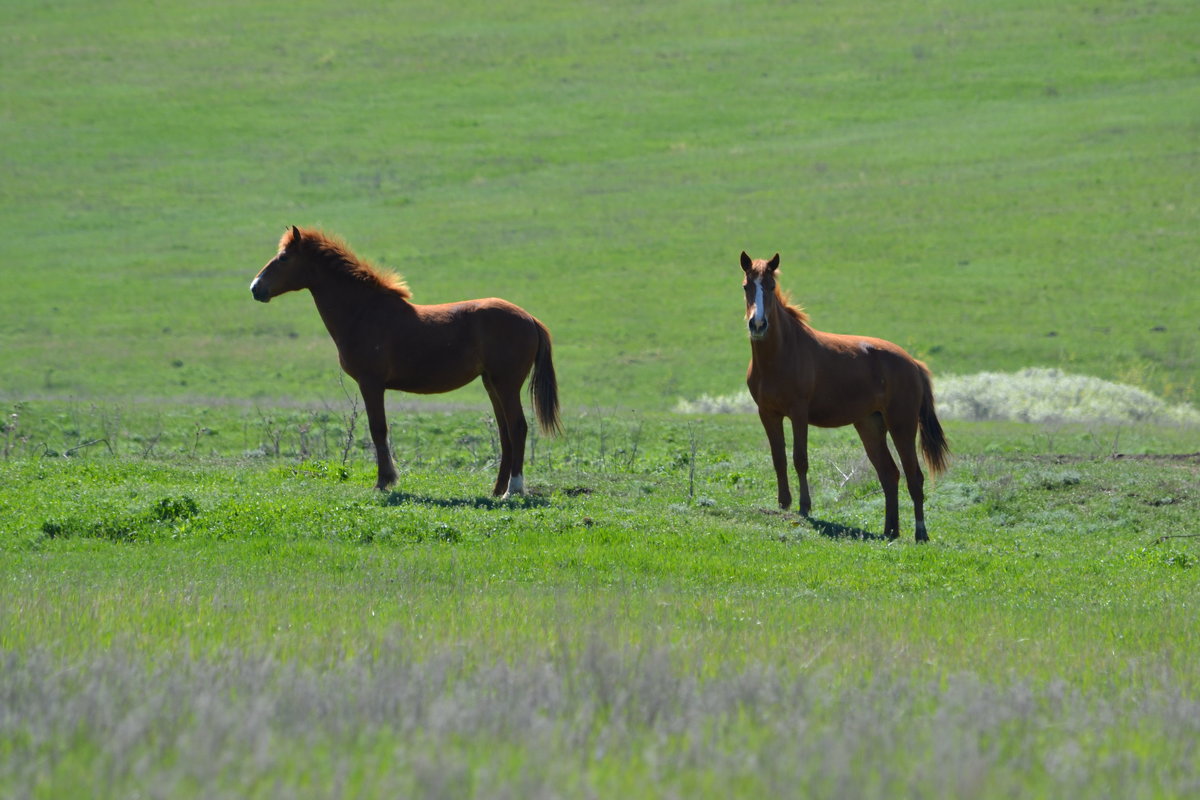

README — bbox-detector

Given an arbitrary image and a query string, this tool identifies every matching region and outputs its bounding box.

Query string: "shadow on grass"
[803,515,888,542]
[381,490,551,510]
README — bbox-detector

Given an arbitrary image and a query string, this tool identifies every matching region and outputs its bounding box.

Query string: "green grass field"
[2,410,1199,796]
[3,0,1200,796]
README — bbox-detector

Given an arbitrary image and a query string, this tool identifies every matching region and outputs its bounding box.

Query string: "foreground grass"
[4,565,1198,797]
[2,407,1198,797]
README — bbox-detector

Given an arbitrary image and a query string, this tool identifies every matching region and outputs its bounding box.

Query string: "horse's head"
[740,251,780,340]
[250,226,309,302]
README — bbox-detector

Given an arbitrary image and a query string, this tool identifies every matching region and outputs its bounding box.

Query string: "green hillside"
[3,0,1197,411]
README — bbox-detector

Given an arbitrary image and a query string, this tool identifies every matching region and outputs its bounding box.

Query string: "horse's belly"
[340,346,482,395]
[807,391,880,428]
[386,360,481,394]
[809,410,857,428]
[393,374,478,394]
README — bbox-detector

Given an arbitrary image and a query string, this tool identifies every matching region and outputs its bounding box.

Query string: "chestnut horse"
[741,252,949,541]
[251,226,561,496]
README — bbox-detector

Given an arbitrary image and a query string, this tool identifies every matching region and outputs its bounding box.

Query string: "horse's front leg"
[360,383,398,490]
[789,414,811,516]
[758,408,792,509]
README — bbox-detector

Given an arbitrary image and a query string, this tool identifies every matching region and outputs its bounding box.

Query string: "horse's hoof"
[375,470,398,491]
[503,474,525,499]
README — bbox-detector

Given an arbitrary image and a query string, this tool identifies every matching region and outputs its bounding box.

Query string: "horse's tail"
[530,321,562,436]
[917,365,950,476]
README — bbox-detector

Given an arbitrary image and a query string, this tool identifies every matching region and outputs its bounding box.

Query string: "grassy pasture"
[3,0,1200,796]
[2,405,1200,796]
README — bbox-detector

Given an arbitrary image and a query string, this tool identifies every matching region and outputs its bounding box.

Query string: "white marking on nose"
[250,276,261,293]
[753,279,765,326]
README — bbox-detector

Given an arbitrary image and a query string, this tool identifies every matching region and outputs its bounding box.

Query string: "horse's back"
[423,297,543,369]
[414,297,536,335]
[804,330,928,426]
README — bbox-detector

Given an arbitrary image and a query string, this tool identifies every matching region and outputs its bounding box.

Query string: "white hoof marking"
[503,473,524,499]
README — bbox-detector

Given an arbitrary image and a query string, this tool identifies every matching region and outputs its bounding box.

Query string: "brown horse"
[251,226,561,496]
[740,252,949,541]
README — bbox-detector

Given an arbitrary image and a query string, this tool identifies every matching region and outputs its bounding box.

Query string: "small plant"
[1036,470,1082,491]
[623,414,644,470]
[140,431,164,459]
[257,410,283,458]
[2,403,26,458]
[41,516,137,542]
[151,496,200,523]
[41,496,201,543]
[688,424,699,499]
[338,379,362,466]
[293,460,350,482]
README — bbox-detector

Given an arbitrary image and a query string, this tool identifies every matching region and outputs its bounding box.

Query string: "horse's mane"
[775,284,811,326]
[287,227,411,298]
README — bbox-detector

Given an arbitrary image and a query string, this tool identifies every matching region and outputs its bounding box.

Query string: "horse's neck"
[752,314,813,362]
[309,288,348,338]
[308,278,409,342]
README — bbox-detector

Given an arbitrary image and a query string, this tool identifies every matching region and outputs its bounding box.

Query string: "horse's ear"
[767,253,780,272]
[740,251,753,272]
[290,225,301,243]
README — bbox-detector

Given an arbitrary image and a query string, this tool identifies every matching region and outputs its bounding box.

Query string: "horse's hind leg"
[482,379,513,495]
[360,382,398,490]
[483,376,528,497]
[888,416,928,542]
[854,413,900,539]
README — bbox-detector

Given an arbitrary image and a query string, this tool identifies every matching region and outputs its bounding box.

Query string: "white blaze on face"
[752,279,766,327]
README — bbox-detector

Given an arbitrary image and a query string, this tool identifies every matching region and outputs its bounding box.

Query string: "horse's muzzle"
[250,279,271,303]
[748,319,768,340]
